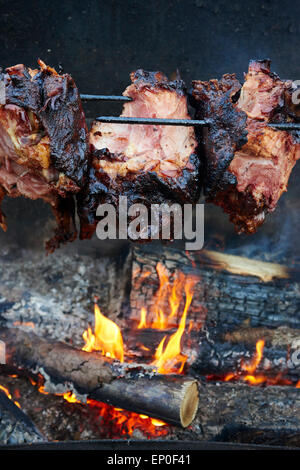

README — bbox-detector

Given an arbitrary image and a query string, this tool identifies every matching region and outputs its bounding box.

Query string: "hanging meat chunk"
[192,59,300,233]
[78,69,201,239]
[0,60,88,251]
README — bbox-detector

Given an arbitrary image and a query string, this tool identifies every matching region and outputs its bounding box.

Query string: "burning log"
[130,246,300,330]
[129,245,300,381]
[0,386,44,444]
[0,327,199,428]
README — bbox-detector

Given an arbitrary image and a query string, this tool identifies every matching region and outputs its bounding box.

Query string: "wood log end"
[180,379,199,428]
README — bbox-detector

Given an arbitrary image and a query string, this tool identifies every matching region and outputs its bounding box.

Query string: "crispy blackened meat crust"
[78,152,201,239]
[45,196,77,253]
[191,74,248,197]
[192,60,300,234]
[1,61,88,186]
[78,69,201,240]
[0,60,88,251]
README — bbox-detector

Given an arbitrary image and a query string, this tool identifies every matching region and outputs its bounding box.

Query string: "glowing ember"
[0,384,21,408]
[13,321,35,329]
[0,384,12,399]
[219,339,296,386]
[40,388,167,436]
[85,400,168,438]
[82,303,124,362]
[38,384,49,395]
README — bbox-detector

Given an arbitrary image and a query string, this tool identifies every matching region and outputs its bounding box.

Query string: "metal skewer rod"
[268,123,300,131]
[95,116,211,126]
[95,116,300,130]
[80,94,132,102]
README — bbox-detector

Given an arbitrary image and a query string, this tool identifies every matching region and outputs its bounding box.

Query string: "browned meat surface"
[192,60,300,233]
[78,70,201,239]
[0,60,88,250]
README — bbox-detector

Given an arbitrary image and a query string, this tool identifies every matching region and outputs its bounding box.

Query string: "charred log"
[130,245,300,329]
[0,372,298,444]
[0,387,44,444]
[195,380,300,443]
[0,328,199,428]
[216,424,300,447]
[129,245,300,381]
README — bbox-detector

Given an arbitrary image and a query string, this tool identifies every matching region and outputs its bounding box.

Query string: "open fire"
[223,339,294,386]
[0,251,299,442]
[82,303,124,362]
[39,260,294,438]
[75,267,199,436]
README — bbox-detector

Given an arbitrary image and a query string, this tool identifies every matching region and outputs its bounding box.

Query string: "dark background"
[0,0,299,261]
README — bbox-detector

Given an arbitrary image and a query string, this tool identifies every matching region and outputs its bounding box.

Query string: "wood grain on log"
[0,328,199,427]
[197,250,291,282]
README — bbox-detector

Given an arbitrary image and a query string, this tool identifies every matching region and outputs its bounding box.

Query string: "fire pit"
[0,238,299,446]
[0,0,299,451]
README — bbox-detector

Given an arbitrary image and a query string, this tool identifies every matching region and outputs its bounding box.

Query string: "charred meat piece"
[0,60,88,251]
[191,73,248,197]
[78,70,201,239]
[192,60,300,233]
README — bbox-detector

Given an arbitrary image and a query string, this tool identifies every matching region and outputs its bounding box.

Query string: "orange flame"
[137,265,197,332]
[137,307,147,329]
[63,391,80,403]
[223,340,266,385]
[79,300,167,436]
[241,339,265,375]
[151,263,170,329]
[221,339,296,386]
[76,265,198,436]
[151,276,197,374]
[168,271,186,323]
[82,303,124,362]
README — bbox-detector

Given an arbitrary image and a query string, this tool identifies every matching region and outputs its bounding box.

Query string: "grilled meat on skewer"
[192,59,300,233]
[78,70,201,240]
[0,60,88,251]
